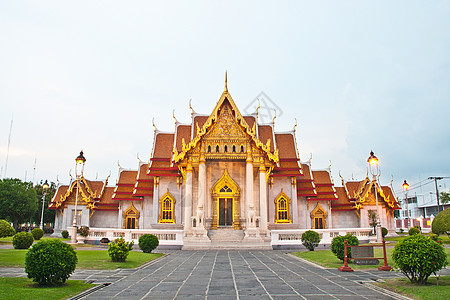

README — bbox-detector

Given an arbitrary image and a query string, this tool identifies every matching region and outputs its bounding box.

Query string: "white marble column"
[152,177,160,224]
[197,150,206,229]
[291,177,298,224]
[246,145,254,228]
[184,161,193,232]
[259,159,268,232]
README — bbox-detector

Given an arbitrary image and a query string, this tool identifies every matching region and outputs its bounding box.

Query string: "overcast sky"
[1,1,449,203]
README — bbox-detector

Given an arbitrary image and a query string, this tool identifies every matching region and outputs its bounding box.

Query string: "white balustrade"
[87,228,184,245]
[271,228,373,247]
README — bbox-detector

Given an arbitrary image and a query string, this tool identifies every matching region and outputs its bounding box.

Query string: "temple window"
[232,145,236,153]
[159,190,176,223]
[240,145,244,153]
[216,145,220,153]
[310,203,327,229]
[208,145,211,153]
[274,190,291,223]
[224,145,228,153]
[123,203,140,229]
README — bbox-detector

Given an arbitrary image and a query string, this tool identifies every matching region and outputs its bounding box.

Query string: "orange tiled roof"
[297,164,316,197]
[175,125,192,152]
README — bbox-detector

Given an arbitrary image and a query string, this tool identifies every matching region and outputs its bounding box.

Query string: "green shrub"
[138,234,159,253]
[331,234,359,261]
[432,208,450,237]
[77,226,89,237]
[408,226,420,236]
[25,239,77,286]
[12,232,34,249]
[429,233,443,244]
[31,228,44,240]
[0,219,15,238]
[107,237,134,262]
[301,230,321,251]
[61,230,69,239]
[399,228,404,233]
[381,227,388,237]
[392,234,447,284]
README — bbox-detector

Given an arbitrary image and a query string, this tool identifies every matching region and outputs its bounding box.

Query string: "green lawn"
[0,236,13,244]
[292,248,450,270]
[0,277,94,300]
[292,248,395,270]
[374,276,450,300]
[0,249,164,270]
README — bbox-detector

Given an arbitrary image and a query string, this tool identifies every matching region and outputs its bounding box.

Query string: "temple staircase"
[182,227,272,250]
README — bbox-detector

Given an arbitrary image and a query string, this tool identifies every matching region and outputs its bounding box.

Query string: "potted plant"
[77,226,90,243]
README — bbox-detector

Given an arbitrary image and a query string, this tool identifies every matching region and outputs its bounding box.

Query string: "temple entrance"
[210,169,241,229]
[219,198,233,226]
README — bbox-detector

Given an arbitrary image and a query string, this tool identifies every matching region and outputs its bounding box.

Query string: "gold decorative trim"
[310,202,328,229]
[158,189,176,224]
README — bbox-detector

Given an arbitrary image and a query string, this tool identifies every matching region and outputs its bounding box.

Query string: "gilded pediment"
[204,105,247,140]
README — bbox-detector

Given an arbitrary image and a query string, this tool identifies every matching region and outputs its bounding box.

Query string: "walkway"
[79,251,409,299]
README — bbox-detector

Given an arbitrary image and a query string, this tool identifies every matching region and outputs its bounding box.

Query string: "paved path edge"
[362,281,412,300]
[287,253,327,269]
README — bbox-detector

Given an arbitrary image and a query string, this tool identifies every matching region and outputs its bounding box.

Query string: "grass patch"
[0,236,13,244]
[0,277,94,300]
[0,249,164,270]
[373,276,450,300]
[292,248,450,270]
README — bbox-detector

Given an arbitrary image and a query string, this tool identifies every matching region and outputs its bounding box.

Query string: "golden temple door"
[219,198,233,226]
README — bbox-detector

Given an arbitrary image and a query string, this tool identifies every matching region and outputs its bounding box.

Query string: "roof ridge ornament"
[293,118,297,132]
[224,71,228,93]
[173,109,178,125]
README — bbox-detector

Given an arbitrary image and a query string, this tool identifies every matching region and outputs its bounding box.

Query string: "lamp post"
[367,150,382,243]
[40,180,50,230]
[402,180,410,229]
[70,151,86,245]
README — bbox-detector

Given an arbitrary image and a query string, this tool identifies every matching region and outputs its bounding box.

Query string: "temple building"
[49,77,401,247]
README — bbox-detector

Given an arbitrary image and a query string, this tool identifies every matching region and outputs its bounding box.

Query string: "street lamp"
[70,151,86,244]
[40,180,49,230]
[402,180,410,229]
[367,150,382,243]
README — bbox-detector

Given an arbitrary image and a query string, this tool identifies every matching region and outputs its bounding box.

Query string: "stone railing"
[271,228,373,247]
[87,228,184,246]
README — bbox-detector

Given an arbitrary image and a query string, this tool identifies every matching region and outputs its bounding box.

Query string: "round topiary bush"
[392,234,447,284]
[408,226,420,236]
[0,219,15,238]
[108,237,134,262]
[12,232,34,249]
[331,233,359,261]
[381,227,388,237]
[432,208,450,237]
[61,230,69,239]
[138,234,159,253]
[31,228,44,240]
[301,230,321,251]
[25,239,77,285]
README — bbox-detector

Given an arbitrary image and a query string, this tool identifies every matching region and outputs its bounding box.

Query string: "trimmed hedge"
[25,239,77,285]
[432,208,450,237]
[13,232,34,249]
[31,228,44,240]
[301,230,321,251]
[138,234,159,253]
[392,234,447,284]
[108,237,134,262]
[0,219,15,238]
[408,226,420,236]
[381,227,388,237]
[331,234,359,261]
[61,230,69,239]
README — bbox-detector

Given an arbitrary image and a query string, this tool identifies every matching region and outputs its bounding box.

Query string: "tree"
[31,181,56,226]
[440,192,450,204]
[0,178,38,229]
[368,210,377,234]
[432,208,450,237]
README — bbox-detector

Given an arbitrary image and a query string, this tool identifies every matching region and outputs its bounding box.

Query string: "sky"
[0,1,449,205]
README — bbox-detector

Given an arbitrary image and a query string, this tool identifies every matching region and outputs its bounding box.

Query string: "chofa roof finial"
[224,70,228,93]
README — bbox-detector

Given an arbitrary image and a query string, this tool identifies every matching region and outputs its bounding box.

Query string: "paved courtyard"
[75,250,410,299]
